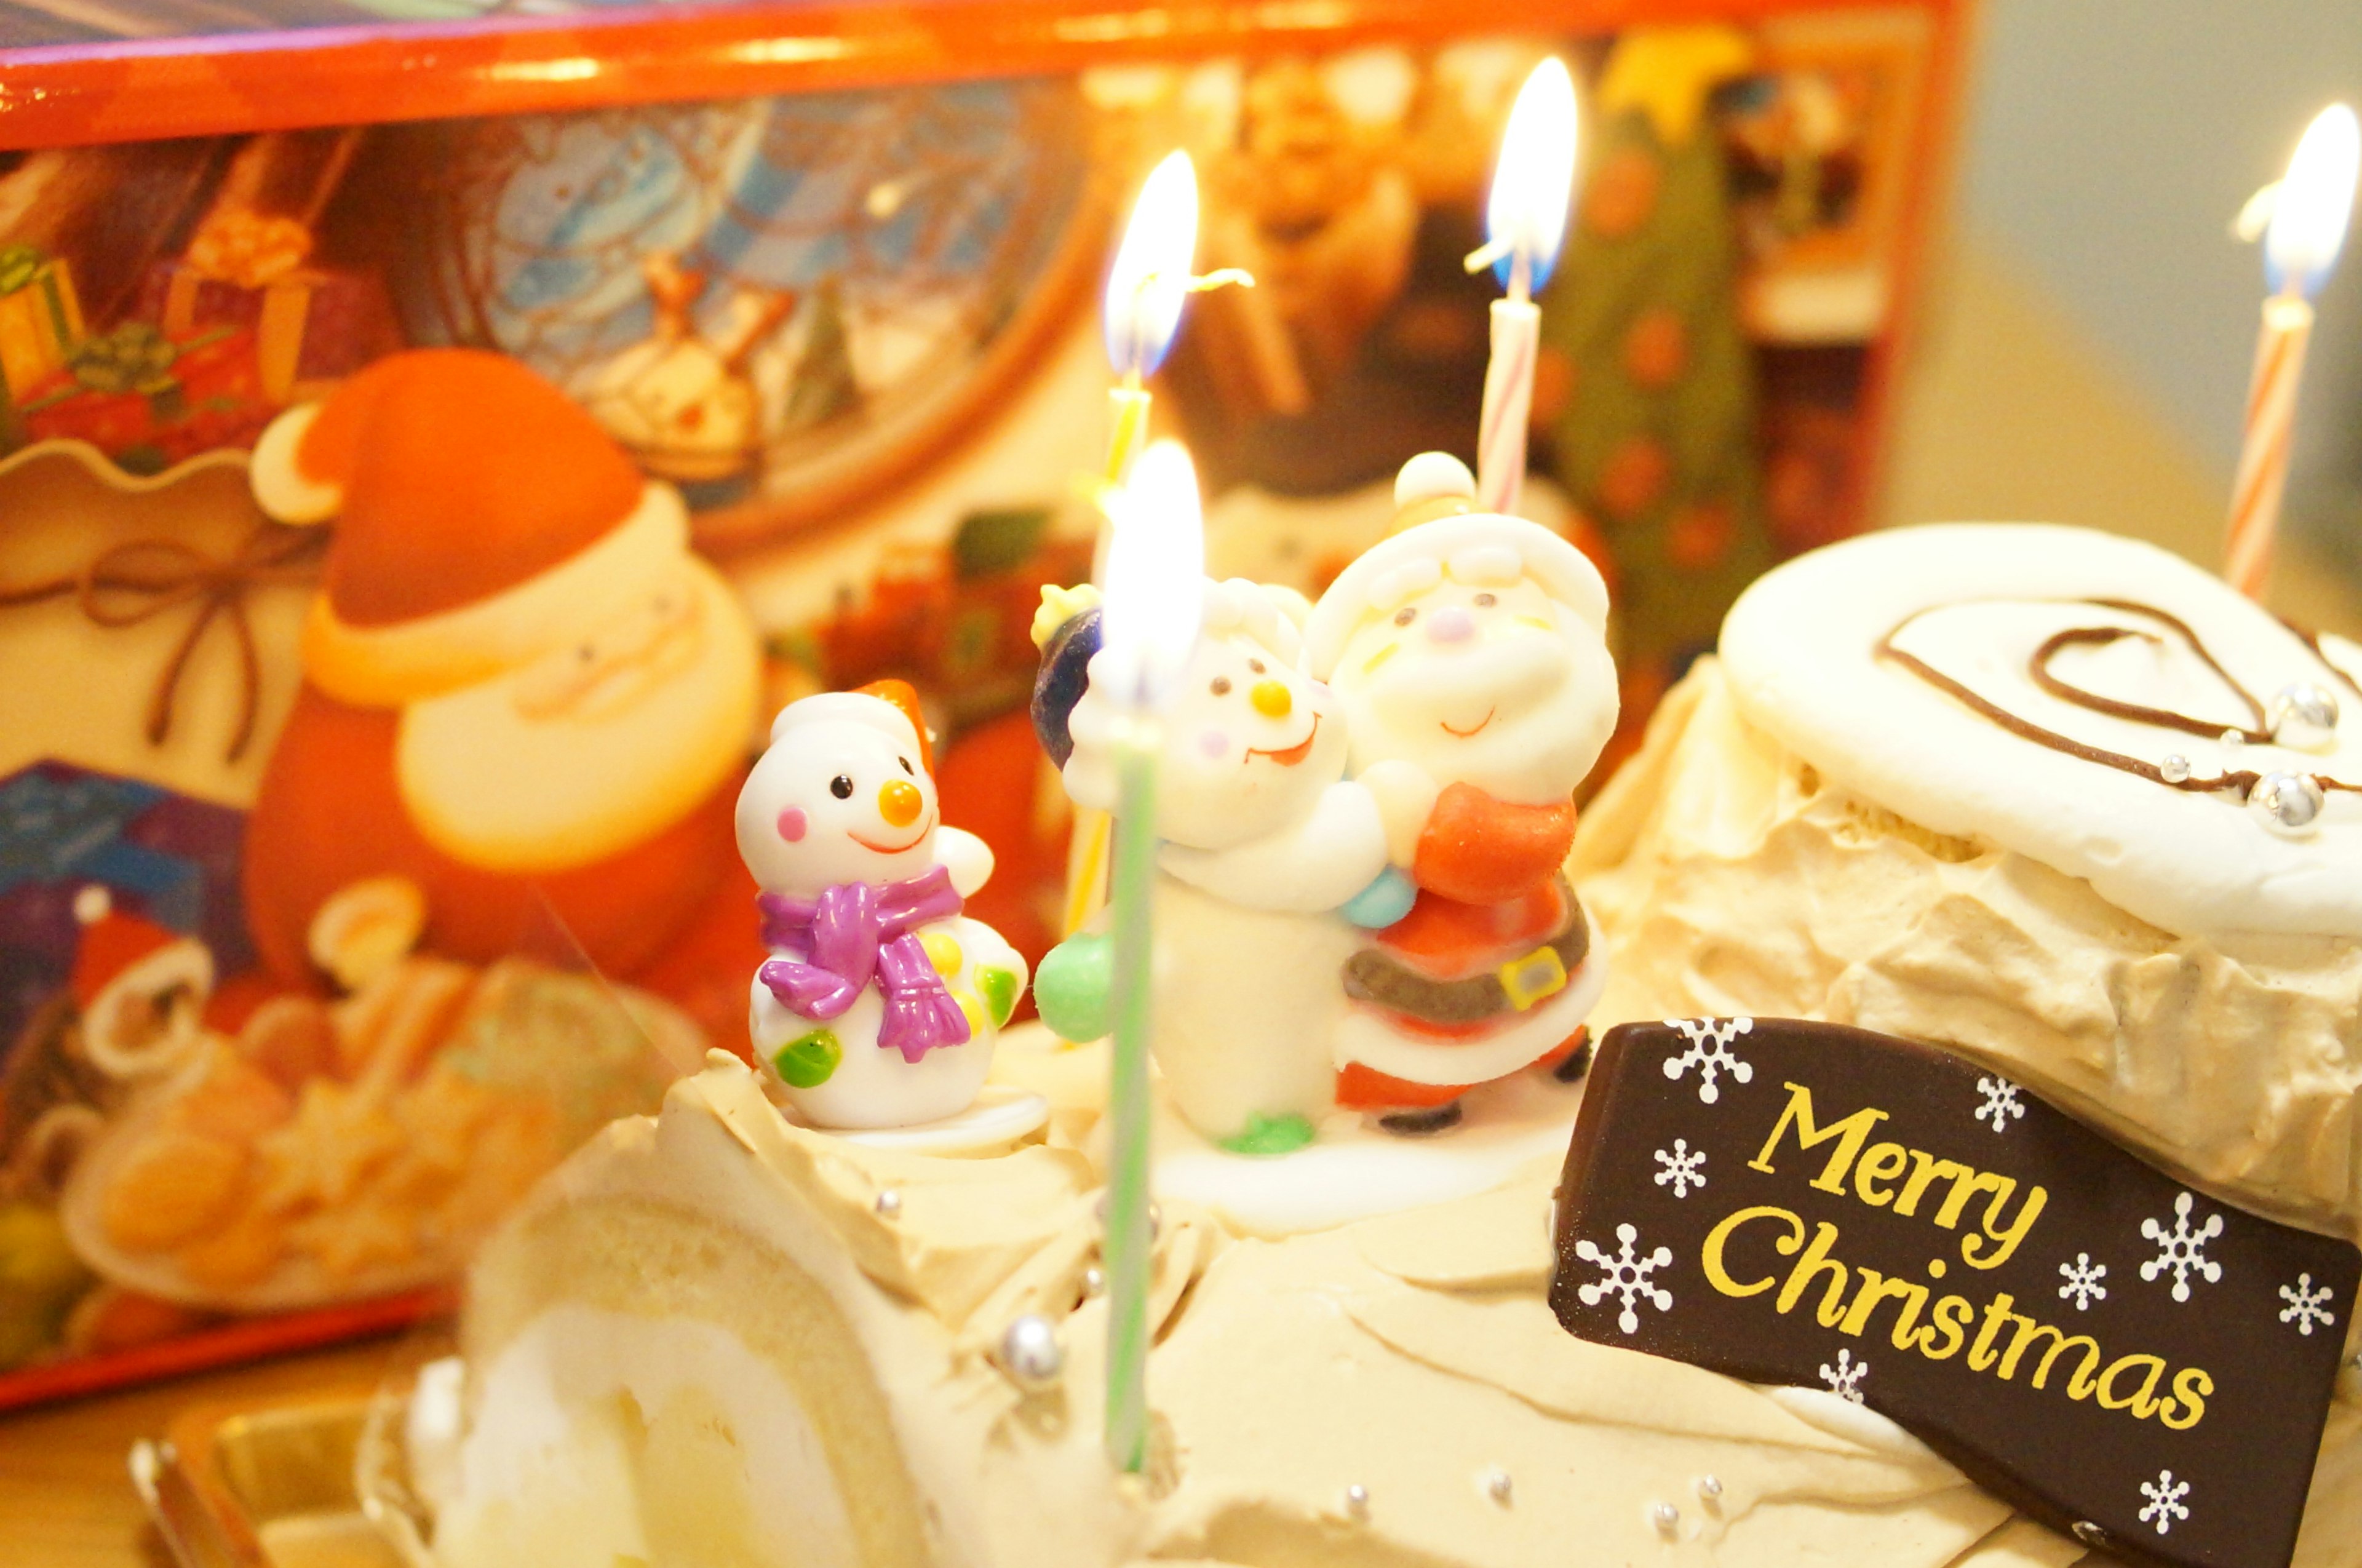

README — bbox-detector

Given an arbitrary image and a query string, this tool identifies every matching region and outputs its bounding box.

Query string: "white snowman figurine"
[1033,581,1422,1154]
[736,680,1028,1130]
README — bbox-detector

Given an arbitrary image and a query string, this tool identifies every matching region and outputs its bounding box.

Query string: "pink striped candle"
[1477,287,1541,517]
[2225,103,2357,599]
[1469,58,1577,519]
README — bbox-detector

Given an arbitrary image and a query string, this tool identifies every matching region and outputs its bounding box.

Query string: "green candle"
[1103,723,1159,1471]
[1090,437,1204,1474]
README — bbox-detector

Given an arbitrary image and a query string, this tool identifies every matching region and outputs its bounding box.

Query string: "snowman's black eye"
[830,774,854,799]
[898,756,914,775]
[1393,607,1416,626]
[1210,676,1231,696]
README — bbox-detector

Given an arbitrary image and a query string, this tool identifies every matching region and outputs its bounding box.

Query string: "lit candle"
[1467,57,1579,518]
[1094,437,1205,1473]
[2225,103,2357,600]
[1102,151,1201,485]
[1067,155,1246,941]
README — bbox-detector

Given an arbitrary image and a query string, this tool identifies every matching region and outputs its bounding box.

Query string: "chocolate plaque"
[1550,1017,2360,1568]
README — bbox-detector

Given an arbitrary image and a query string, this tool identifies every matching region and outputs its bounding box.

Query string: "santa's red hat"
[250,349,688,707]
[69,886,213,1080]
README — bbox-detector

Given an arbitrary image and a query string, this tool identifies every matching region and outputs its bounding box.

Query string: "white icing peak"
[1721,524,2362,939]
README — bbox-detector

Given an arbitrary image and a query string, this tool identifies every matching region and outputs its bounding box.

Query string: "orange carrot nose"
[1251,679,1292,717]
[878,778,923,827]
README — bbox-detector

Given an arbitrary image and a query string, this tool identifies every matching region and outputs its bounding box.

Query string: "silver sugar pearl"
[873,1188,902,1217]
[2221,727,2246,752]
[2249,770,2328,837]
[1652,1502,1680,1534]
[2270,682,2342,752]
[1696,1474,1723,1500]
[2159,753,2192,784]
[1343,1484,1370,1521]
[1484,1468,1513,1506]
[2072,1521,2109,1549]
[996,1313,1064,1391]
[1081,1264,1106,1297]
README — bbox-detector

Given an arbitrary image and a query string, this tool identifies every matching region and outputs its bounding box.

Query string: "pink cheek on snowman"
[1197,729,1230,759]
[775,806,808,842]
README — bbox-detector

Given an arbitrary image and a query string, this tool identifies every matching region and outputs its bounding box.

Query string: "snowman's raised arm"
[933,826,994,898]
[1356,758,1441,867]
[1158,778,1391,913]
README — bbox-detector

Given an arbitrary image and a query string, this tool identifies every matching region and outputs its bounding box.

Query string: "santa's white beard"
[394,557,761,873]
[1335,634,1616,806]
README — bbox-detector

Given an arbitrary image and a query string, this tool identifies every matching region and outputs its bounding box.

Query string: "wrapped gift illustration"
[0,245,84,402]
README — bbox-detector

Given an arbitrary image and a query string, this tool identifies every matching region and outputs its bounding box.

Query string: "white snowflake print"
[1661,1017,1754,1104]
[2139,1192,2225,1303]
[1573,1224,1674,1334]
[1818,1348,1868,1404]
[1972,1075,2026,1133]
[2281,1273,2337,1336]
[2058,1253,2109,1311]
[2137,1470,2190,1535]
[1653,1139,1708,1198]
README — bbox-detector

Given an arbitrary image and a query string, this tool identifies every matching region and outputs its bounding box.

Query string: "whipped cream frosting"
[1720,525,2362,939]
[1573,659,2362,1241]
[424,1055,2294,1568]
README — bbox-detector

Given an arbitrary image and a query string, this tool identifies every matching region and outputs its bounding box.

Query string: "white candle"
[2226,103,2356,600]
[1470,58,1578,519]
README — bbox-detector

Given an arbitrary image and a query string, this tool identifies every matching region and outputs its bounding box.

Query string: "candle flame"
[1103,151,1200,378]
[1099,439,1206,709]
[2266,103,2359,297]
[1484,57,1579,293]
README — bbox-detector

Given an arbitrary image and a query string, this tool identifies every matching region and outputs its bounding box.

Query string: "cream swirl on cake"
[1720,524,2361,939]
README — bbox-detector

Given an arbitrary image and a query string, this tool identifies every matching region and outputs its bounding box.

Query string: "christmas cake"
[389,520,2362,1568]
[1574,523,2362,1238]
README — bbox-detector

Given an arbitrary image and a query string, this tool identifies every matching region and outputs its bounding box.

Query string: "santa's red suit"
[1334,781,1589,1110]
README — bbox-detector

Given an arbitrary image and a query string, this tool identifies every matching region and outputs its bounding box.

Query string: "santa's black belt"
[1342,891,1589,1027]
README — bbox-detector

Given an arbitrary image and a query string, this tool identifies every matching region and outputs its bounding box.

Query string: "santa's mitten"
[1342,866,1417,929]
[1033,932,1113,1043]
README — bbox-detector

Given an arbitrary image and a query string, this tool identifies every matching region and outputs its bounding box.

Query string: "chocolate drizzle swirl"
[1874,597,2360,802]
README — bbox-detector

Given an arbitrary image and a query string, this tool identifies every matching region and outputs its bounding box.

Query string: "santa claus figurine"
[1303,452,1617,1132]
[242,349,761,985]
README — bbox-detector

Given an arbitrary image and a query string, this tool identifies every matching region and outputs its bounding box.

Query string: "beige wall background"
[1875,0,2362,638]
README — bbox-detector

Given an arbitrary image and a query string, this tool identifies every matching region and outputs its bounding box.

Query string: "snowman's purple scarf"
[756,866,970,1062]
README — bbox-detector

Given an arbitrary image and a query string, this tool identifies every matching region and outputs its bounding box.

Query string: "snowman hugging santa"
[1303,452,1618,1132]
[242,348,762,987]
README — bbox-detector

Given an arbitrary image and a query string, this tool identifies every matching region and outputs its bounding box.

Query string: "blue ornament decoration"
[1030,605,1103,768]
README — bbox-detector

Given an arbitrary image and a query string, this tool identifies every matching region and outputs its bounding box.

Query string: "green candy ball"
[1034,933,1114,1043]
